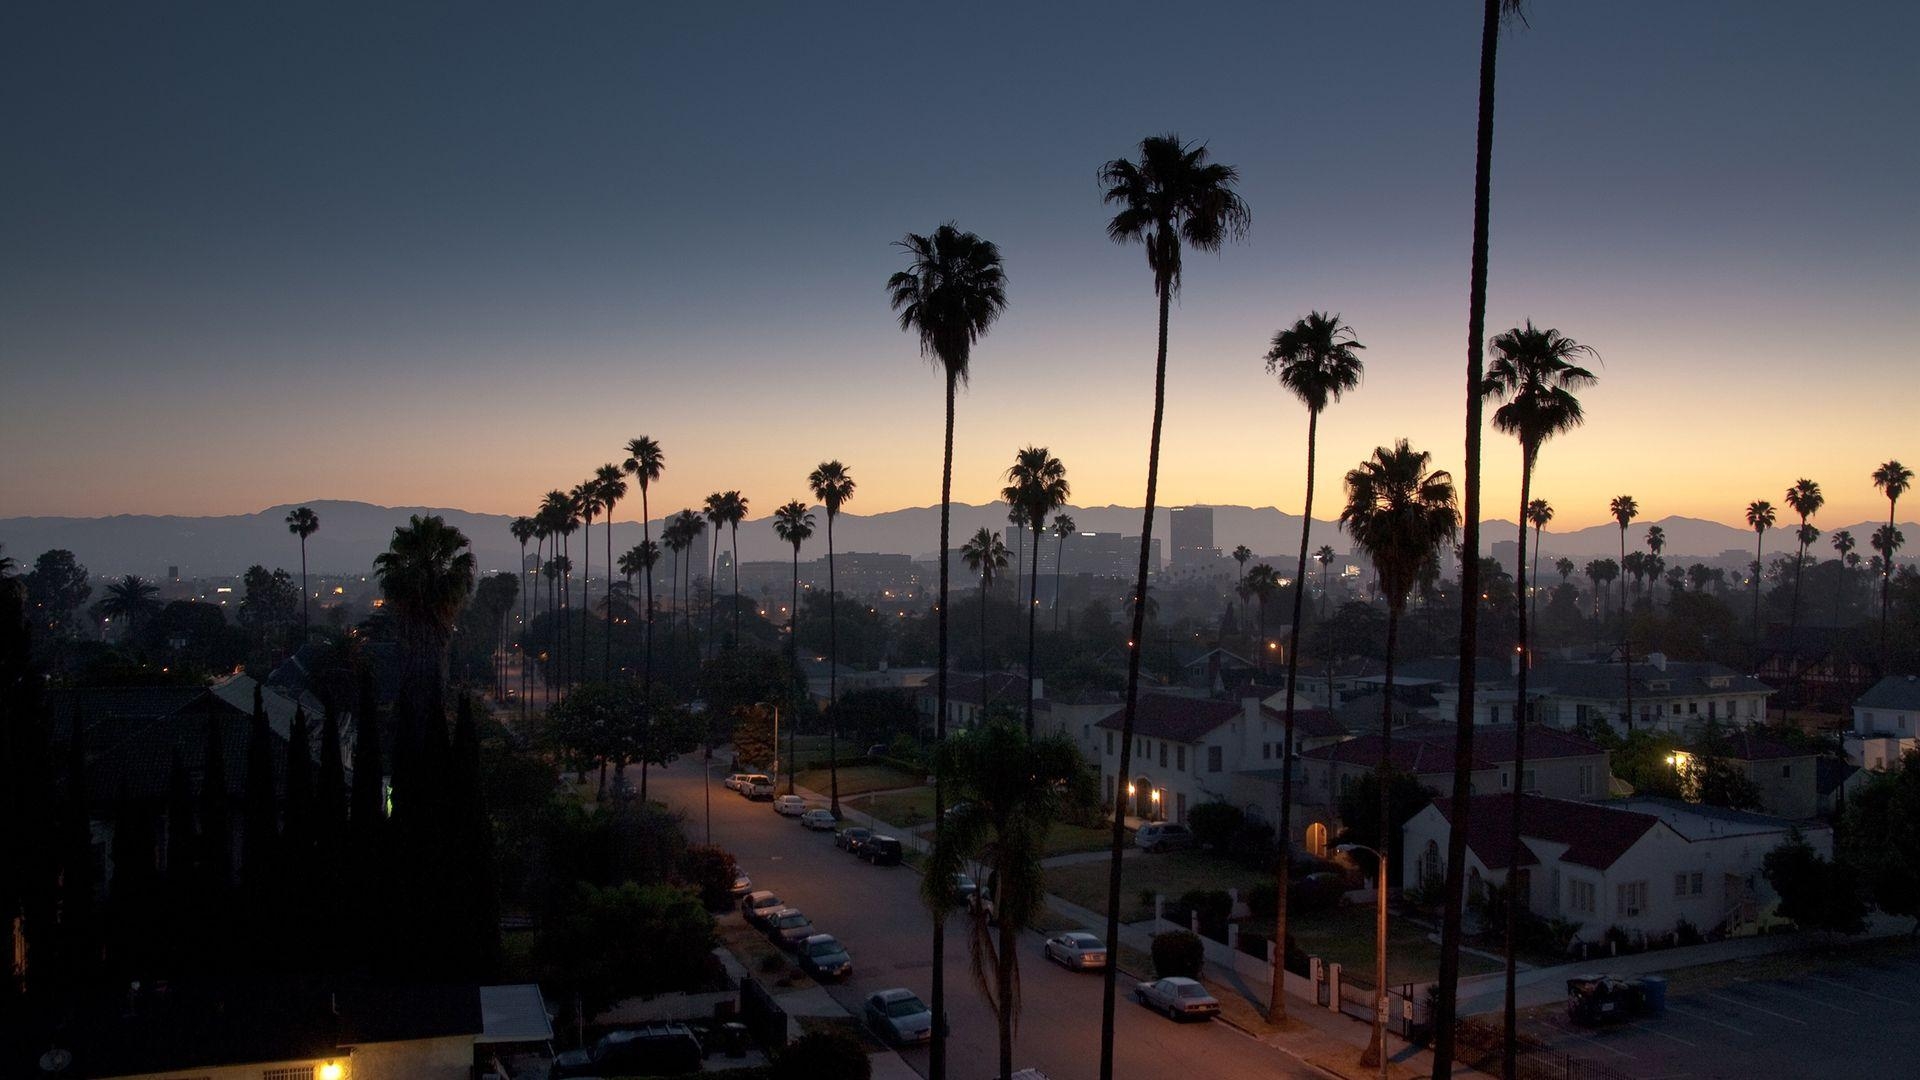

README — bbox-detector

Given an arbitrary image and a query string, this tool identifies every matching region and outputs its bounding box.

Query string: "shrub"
[1235,929,1308,975]
[1174,889,1234,940]
[1246,882,1278,920]
[1225,820,1277,868]
[1673,917,1703,947]
[774,1030,871,1080]
[1151,930,1205,978]
[1186,801,1244,849]
[681,845,740,911]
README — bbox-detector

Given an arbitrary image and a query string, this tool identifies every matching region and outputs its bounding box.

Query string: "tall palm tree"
[571,481,600,686]
[1340,440,1459,1072]
[1244,564,1279,675]
[1007,504,1027,607]
[1556,556,1575,587]
[1610,494,1640,731]
[624,435,666,677]
[772,499,815,796]
[677,511,706,653]
[961,527,1010,679]
[1872,460,1912,664]
[1051,513,1076,631]
[509,515,536,719]
[99,575,160,639]
[1484,321,1596,1070]
[1646,525,1667,601]
[1526,500,1553,637]
[1746,500,1776,638]
[1435,9,1535,1071]
[1782,478,1824,719]
[889,223,1009,1079]
[594,464,627,680]
[1315,544,1336,611]
[1261,309,1365,1021]
[1096,133,1249,1079]
[373,514,477,712]
[721,491,749,646]
[703,492,729,659]
[809,460,857,818]
[663,512,696,655]
[1870,523,1904,624]
[1231,543,1253,624]
[285,506,320,640]
[540,490,574,693]
[1831,529,1856,626]
[923,720,1081,1080]
[1003,447,1070,733]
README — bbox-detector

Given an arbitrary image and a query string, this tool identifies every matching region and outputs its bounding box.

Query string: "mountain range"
[2,501,1909,580]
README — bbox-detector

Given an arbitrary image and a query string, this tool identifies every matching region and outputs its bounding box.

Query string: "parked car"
[797,933,853,980]
[766,908,815,951]
[774,794,807,816]
[552,1022,703,1078]
[742,890,784,927]
[861,835,904,866]
[800,808,837,830]
[1133,977,1219,1020]
[1134,822,1195,853]
[865,743,888,757]
[723,773,753,792]
[1043,931,1108,971]
[952,873,978,899]
[729,871,754,898]
[864,988,934,1046]
[743,775,775,800]
[835,826,873,854]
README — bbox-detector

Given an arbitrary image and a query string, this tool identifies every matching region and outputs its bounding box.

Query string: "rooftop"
[1856,674,1920,712]
[1429,793,1661,871]
[1095,694,1246,744]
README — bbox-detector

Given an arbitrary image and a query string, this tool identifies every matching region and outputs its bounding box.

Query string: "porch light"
[319,1063,344,1080]
[1127,782,1136,796]
[1150,789,1161,803]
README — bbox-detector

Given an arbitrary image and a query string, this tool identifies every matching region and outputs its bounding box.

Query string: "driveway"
[652,754,1327,1080]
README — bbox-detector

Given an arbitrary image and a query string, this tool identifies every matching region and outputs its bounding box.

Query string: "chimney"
[1647,652,1668,672]
[1510,652,1520,678]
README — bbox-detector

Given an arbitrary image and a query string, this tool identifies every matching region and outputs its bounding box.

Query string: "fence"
[1515,1051,1633,1080]
[738,975,787,1051]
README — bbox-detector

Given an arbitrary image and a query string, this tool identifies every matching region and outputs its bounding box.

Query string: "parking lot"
[1519,945,1920,1079]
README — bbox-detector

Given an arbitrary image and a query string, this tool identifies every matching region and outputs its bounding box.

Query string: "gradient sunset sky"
[3,2,1914,530]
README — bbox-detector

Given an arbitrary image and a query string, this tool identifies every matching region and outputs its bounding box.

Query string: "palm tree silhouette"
[374,514,477,711]
[1244,564,1280,675]
[539,490,575,694]
[809,460,857,818]
[1609,494,1640,731]
[1315,544,1336,612]
[100,575,160,640]
[595,463,628,680]
[888,222,1008,1080]
[702,492,729,658]
[1872,460,1912,663]
[1340,440,1458,1071]
[1527,500,1554,638]
[624,435,666,680]
[1095,133,1249,1079]
[721,491,749,646]
[1007,504,1027,606]
[1262,309,1365,1020]
[961,526,1010,679]
[1484,320,1596,1057]
[510,515,536,718]
[1831,529,1856,626]
[572,480,599,686]
[1782,479,1824,720]
[285,506,320,641]
[773,499,816,796]
[1436,9,1536,1067]
[1645,525,1667,600]
[1746,500,1777,638]
[1052,513,1076,631]
[663,511,696,655]
[1004,446,1069,733]
[1231,543,1253,624]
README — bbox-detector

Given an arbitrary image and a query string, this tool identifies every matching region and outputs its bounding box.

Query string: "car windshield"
[776,914,807,928]
[884,997,927,1018]
[1176,984,1208,998]
[755,897,780,909]
[807,939,841,956]
[1066,935,1099,948]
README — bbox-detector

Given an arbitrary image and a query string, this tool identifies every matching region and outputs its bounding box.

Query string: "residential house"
[1671,730,1822,821]
[1752,627,1878,712]
[914,672,1032,731]
[1846,674,1920,771]
[1035,688,1124,766]
[1531,654,1773,736]
[1092,693,1341,828]
[1404,794,1829,943]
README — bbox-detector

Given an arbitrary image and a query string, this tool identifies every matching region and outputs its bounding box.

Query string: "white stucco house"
[1847,674,1920,771]
[1093,693,1344,827]
[1403,793,1828,943]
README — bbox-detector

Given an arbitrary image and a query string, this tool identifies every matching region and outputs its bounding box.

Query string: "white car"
[729,870,753,897]
[724,773,754,792]
[774,794,807,816]
[800,808,837,830]
[743,776,775,800]
[1044,931,1108,971]
[1133,976,1220,1020]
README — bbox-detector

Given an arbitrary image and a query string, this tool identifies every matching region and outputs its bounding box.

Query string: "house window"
[1207,746,1223,773]
[1106,732,1114,756]
[1262,743,1271,760]
[1176,792,1187,821]
[1616,881,1648,917]
[1688,702,1698,715]
[1781,764,1792,779]
[1673,873,1688,899]
[1177,745,1186,771]
[1159,742,1168,768]
[1578,764,1596,796]
[1569,880,1596,914]
[1689,872,1703,895]
[1521,768,1537,792]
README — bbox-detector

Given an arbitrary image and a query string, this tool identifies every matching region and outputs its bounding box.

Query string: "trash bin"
[1638,975,1667,1015]
[721,1021,748,1058]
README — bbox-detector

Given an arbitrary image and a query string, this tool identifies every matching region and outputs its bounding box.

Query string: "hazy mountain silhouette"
[1,501,1908,578]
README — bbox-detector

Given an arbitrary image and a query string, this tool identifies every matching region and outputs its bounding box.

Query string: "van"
[862,835,904,865]
[1134,822,1194,853]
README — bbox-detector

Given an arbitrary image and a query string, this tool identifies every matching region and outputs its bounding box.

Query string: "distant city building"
[1168,506,1219,569]
[1490,539,1519,578]
[964,531,1160,583]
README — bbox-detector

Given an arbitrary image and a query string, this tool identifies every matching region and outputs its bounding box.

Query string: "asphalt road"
[651,753,1324,1080]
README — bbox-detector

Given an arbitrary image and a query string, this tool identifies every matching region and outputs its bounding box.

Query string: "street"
[649,753,1325,1080]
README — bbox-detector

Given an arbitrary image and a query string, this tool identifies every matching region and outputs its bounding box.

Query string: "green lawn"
[793,763,923,797]
[1041,821,1114,857]
[1284,906,1498,985]
[856,786,937,829]
[1045,850,1265,920]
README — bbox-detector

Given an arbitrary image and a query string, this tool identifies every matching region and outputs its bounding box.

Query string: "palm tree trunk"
[931,368,957,1080]
[299,537,310,641]
[642,488,653,697]
[1364,600,1401,1070]
[732,523,742,646]
[1754,532,1765,639]
[1433,5,1503,1075]
[827,513,840,818]
[998,920,1016,1080]
[519,540,529,725]
[789,544,800,795]
[606,509,615,681]
[1270,406,1320,1023]
[1502,456,1534,1080]
[1785,530,1807,725]
[708,528,721,661]
[1025,524,1041,735]
[1881,500,1896,666]
[1053,533,1066,632]
[1100,280,1172,1080]
[1621,529,1634,733]
[1529,524,1542,655]
[981,580,990,678]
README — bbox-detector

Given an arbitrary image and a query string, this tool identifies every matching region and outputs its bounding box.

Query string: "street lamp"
[756,700,787,795]
[1336,842,1391,1080]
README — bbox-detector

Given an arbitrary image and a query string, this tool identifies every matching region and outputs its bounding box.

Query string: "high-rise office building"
[1169,506,1218,569]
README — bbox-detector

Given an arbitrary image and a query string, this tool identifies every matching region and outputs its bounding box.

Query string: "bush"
[1225,820,1277,868]
[1234,929,1308,976]
[1151,930,1205,978]
[1186,801,1244,849]
[681,845,740,911]
[1174,889,1234,940]
[1673,917,1703,947]
[774,1030,871,1080]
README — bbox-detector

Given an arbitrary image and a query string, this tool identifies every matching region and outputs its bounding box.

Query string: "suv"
[743,775,775,800]
[552,1022,703,1078]
[861,835,904,866]
[1135,822,1195,853]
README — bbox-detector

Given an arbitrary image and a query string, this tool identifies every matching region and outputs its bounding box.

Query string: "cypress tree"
[57,718,97,992]
[196,695,232,974]
[449,694,500,978]
[241,685,279,893]
[315,702,347,861]
[163,751,197,975]
[1,577,59,1007]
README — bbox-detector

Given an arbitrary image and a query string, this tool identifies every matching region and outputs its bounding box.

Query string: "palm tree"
[1435,9,1535,1071]
[1051,514,1076,631]
[1095,133,1249,1079]
[1315,544,1336,610]
[1872,460,1912,663]
[1003,447,1070,733]
[888,222,1009,1079]
[721,491,749,646]
[1483,320,1595,1065]
[572,480,600,685]
[1340,440,1459,1071]
[1609,494,1640,732]
[510,515,536,718]
[809,460,856,817]
[373,515,477,711]
[594,464,628,679]
[1831,529,1856,626]
[1007,504,1027,606]
[923,720,1081,1080]
[1262,309,1365,1020]
[1243,564,1279,675]
[1646,525,1668,601]
[703,492,729,658]
[539,490,574,692]
[1526,500,1554,638]
[772,500,816,795]
[1781,479,1824,718]
[285,506,320,640]
[1555,557,1575,588]
[1746,500,1776,638]
[1871,524,1905,624]
[624,435,666,675]
[663,512,696,654]
[961,527,1010,678]
[99,574,160,639]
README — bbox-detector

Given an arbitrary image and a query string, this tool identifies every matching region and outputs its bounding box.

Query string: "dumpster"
[1638,975,1668,1015]
[1565,974,1644,1025]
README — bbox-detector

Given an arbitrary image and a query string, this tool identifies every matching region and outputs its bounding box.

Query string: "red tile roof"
[1094,695,1244,744]
[1300,734,1490,774]
[1430,794,1661,871]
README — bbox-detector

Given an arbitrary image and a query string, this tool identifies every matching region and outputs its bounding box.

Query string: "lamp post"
[756,700,786,794]
[1337,842,1390,1080]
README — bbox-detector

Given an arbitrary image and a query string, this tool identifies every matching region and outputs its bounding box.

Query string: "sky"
[2,2,1915,531]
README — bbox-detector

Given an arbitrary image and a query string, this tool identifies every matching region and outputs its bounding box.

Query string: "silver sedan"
[1043,931,1108,971]
[1133,976,1220,1020]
